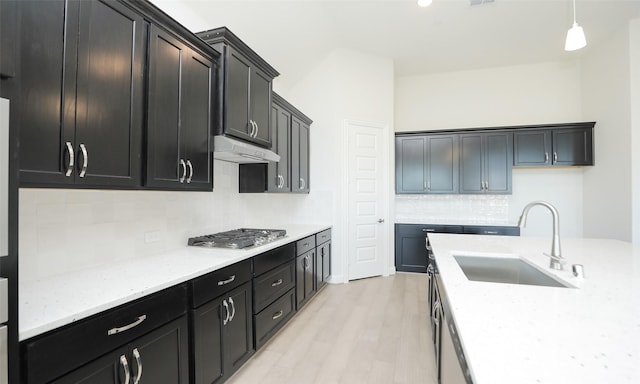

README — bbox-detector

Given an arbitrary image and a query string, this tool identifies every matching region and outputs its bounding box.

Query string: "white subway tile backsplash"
[395,194,511,224]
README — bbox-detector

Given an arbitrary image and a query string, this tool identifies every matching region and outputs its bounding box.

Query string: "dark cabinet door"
[484,131,512,194]
[291,116,310,193]
[222,282,254,377]
[316,241,331,290]
[553,128,593,166]
[73,0,144,187]
[459,134,484,194]
[459,132,512,194]
[396,136,427,193]
[146,26,213,190]
[267,103,291,192]
[18,0,74,185]
[19,0,145,188]
[192,297,224,384]
[225,49,251,140]
[250,68,272,147]
[427,135,458,194]
[296,250,316,309]
[52,345,124,384]
[181,49,213,189]
[514,130,552,166]
[146,26,183,188]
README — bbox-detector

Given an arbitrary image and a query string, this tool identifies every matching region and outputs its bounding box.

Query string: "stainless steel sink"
[453,255,571,288]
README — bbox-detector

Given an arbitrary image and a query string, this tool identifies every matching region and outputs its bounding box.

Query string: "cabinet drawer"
[296,235,316,256]
[22,284,187,384]
[316,229,331,245]
[396,224,464,237]
[253,243,295,276]
[462,225,520,236]
[254,261,295,313]
[191,259,252,308]
[254,288,295,350]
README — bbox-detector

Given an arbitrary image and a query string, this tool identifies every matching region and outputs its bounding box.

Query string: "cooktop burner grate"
[188,228,287,249]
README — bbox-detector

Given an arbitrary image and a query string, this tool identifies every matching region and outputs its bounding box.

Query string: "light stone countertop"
[394,217,514,226]
[428,233,640,384]
[19,224,331,341]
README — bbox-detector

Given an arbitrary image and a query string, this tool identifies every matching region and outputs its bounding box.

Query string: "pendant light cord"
[572,0,577,24]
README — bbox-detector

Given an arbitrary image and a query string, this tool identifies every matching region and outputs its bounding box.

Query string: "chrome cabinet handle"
[426,264,434,276]
[483,230,499,235]
[120,355,131,384]
[228,297,236,322]
[79,143,88,178]
[254,121,259,138]
[222,299,230,326]
[107,315,147,336]
[186,160,193,184]
[424,181,427,190]
[271,278,283,287]
[179,159,186,183]
[306,255,311,270]
[422,228,435,232]
[65,142,74,177]
[544,152,549,163]
[553,152,558,163]
[300,178,306,189]
[272,310,284,320]
[132,348,142,384]
[248,120,254,137]
[217,275,236,286]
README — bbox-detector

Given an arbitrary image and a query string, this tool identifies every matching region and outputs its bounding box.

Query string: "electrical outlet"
[144,230,161,244]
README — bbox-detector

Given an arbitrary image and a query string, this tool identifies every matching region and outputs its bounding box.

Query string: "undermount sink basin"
[453,255,571,288]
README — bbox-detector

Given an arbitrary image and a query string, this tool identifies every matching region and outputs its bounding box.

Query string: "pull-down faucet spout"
[517,201,564,270]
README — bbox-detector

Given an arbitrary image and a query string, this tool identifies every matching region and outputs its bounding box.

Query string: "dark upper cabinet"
[267,97,292,192]
[0,0,17,80]
[291,116,311,193]
[197,27,279,148]
[513,123,594,167]
[459,131,512,194]
[146,25,214,190]
[396,135,458,194]
[18,0,145,188]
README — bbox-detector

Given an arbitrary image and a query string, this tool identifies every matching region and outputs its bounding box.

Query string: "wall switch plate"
[144,230,161,244]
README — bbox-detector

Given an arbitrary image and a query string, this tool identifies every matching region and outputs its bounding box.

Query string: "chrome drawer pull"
[271,279,283,287]
[222,299,230,325]
[272,310,284,320]
[186,160,193,184]
[483,231,499,235]
[422,228,435,232]
[120,355,130,384]
[217,275,236,286]
[228,297,236,322]
[107,315,147,336]
[132,348,143,384]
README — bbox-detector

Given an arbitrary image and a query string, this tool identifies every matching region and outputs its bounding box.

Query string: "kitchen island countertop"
[428,234,640,384]
[20,224,331,341]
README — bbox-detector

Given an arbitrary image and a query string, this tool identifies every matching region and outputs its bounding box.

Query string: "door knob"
[378,219,384,223]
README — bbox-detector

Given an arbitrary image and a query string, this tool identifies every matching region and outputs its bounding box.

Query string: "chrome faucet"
[517,201,564,270]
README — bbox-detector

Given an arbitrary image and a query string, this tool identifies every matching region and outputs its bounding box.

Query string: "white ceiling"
[153,0,640,89]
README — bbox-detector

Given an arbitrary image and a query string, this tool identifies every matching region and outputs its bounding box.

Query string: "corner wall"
[630,19,640,244]
[581,23,633,242]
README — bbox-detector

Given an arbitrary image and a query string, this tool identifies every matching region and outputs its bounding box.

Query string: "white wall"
[630,19,640,244]
[395,62,585,237]
[286,48,395,282]
[581,23,633,242]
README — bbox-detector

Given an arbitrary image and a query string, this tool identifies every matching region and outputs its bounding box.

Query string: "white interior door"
[346,120,388,281]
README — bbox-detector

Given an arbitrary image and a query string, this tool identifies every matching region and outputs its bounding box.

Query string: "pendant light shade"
[565,0,587,51]
[417,0,433,7]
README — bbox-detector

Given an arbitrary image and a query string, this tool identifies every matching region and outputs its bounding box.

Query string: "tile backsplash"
[395,194,511,224]
[18,161,330,282]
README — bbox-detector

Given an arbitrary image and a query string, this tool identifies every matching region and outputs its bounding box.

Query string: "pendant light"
[417,0,433,7]
[565,0,587,51]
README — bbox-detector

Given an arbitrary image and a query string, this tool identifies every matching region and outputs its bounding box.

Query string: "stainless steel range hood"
[213,135,280,163]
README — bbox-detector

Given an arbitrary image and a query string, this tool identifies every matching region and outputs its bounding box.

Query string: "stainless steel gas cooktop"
[188,228,286,249]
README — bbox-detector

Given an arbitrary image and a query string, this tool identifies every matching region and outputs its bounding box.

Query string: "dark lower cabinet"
[53,316,189,384]
[191,282,254,384]
[296,249,316,309]
[316,241,331,290]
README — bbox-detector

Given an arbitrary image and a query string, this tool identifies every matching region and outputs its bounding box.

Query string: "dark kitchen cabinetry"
[316,229,332,290]
[295,235,317,309]
[253,243,297,349]
[514,123,594,167]
[395,224,519,273]
[238,93,312,194]
[22,284,189,384]
[459,131,513,194]
[197,27,279,148]
[395,134,459,194]
[291,116,311,193]
[190,260,254,384]
[145,25,215,190]
[18,0,146,188]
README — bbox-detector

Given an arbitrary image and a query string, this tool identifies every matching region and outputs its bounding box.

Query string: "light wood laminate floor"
[229,273,436,384]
